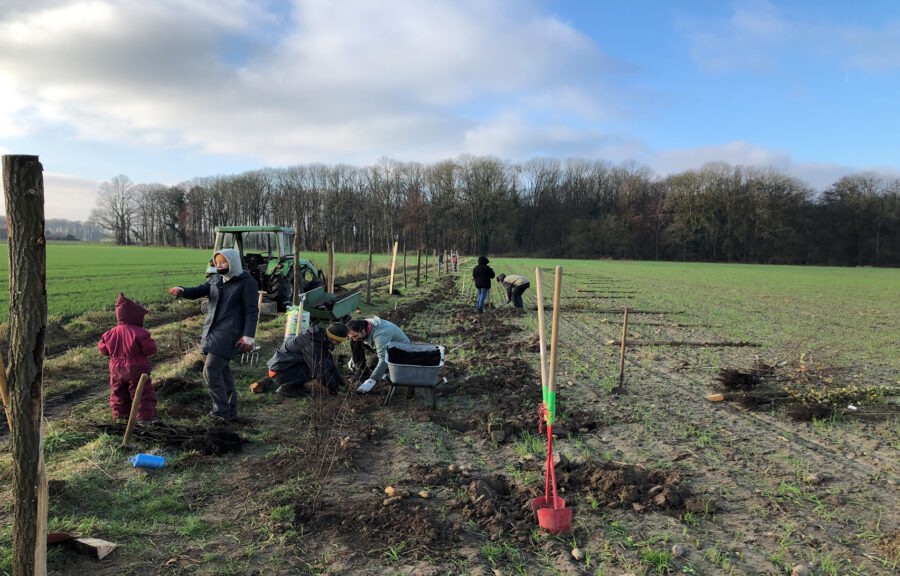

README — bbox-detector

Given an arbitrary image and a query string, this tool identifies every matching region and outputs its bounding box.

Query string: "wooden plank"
[71,538,118,560]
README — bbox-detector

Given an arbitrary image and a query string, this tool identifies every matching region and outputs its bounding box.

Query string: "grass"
[0,242,398,323]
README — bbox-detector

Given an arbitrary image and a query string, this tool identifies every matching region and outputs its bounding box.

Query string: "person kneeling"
[263,322,349,397]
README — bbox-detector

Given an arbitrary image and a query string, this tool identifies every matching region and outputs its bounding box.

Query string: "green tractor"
[207,226,360,321]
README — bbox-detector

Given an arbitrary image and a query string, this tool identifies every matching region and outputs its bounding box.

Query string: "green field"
[0,243,397,323]
[485,258,900,373]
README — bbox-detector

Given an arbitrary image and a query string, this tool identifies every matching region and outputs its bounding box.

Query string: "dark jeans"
[203,354,237,417]
[510,282,530,309]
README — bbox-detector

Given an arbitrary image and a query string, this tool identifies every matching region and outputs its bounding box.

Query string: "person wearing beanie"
[99,293,158,422]
[472,255,495,313]
[168,248,259,421]
[497,272,531,314]
[256,322,348,397]
[346,317,410,393]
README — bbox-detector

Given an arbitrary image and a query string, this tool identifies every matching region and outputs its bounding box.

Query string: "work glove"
[347,358,356,371]
[169,287,184,297]
[237,336,255,352]
[357,378,376,393]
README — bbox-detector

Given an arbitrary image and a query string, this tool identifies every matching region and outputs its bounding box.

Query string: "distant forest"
[86,156,899,266]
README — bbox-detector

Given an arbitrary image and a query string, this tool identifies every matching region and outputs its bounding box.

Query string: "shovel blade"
[537,505,572,534]
[531,495,565,516]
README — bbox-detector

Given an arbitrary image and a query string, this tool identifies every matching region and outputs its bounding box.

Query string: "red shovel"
[530,266,572,533]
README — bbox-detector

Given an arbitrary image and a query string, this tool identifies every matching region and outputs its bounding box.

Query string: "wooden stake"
[366,231,373,305]
[616,306,629,392]
[122,374,150,446]
[388,241,399,295]
[416,248,421,287]
[327,241,335,293]
[292,223,300,306]
[0,352,13,432]
[403,243,407,289]
[424,248,429,283]
[534,268,548,407]
[4,154,49,575]
[546,266,563,423]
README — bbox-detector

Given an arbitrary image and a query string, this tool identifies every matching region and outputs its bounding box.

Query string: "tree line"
[88,156,900,266]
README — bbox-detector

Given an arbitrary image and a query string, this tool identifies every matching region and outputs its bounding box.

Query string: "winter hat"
[326,322,349,342]
[497,273,506,282]
[478,256,489,265]
[116,292,148,326]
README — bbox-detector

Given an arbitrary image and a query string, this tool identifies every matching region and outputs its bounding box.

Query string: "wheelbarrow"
[383,343,445,409]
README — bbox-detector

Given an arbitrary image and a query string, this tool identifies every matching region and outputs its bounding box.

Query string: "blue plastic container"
[130,453,166,469]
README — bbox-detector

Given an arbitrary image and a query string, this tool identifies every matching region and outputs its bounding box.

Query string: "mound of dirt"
[555,460,697,513]
[154,376,196,397]
[181,427,246,455]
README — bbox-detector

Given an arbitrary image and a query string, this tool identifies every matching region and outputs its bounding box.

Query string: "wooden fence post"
[388,241,399,295]
[327,241,335,293]
[403,243,407,289]
[4,154,49,575]
[424,249,429,283]
[615,306,629,393]
[416,248,421,287]
[366,232,373,305]
[292,223,300,306]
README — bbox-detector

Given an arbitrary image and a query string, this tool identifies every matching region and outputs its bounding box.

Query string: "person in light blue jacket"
[346,317,410,392]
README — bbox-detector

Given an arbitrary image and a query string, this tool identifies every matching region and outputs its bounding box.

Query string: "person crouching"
[264,322,349,397]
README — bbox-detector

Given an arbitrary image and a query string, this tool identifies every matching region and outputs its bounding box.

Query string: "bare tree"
[90,174,135,245]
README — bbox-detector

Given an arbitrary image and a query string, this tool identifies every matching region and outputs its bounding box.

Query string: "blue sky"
[0,0,898,219]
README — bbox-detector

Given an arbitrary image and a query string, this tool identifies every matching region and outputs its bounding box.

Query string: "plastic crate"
[385,343,445,386]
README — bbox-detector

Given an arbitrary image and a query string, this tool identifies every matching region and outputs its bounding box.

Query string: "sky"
[0,0,898,220]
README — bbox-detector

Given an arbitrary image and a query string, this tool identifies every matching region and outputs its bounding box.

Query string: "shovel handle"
[534,268,548,404]
[122,374,149,446]
[546,266,563,421]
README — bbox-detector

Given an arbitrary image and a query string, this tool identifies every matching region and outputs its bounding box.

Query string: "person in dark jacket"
[472,256,495,314]
[260,322,348,397]
[169,248,259,421]
[99,293,158,422]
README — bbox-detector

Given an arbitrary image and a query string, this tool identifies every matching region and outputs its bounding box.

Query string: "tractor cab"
[208,226,325,310]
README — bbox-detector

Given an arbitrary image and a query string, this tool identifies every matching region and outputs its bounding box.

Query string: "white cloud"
[0,0,617,166]
[0,167,98,220]
[643,140,898,192]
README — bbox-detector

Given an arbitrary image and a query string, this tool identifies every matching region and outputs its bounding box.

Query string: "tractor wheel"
[274,277,293,312]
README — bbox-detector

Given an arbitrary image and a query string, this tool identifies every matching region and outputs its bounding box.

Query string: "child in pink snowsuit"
[99,293,158,421]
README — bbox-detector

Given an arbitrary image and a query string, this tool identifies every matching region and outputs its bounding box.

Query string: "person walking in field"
[438,252,444,273]
[472,256,495,314]
[99,293,158,423]
[451,251,459,272]
[169,249,258,421]
[252,322,349,397]
[497,273,531,314]
[346,317,410,393]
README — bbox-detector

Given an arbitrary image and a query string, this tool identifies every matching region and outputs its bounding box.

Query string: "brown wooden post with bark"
[416,248,421,287]
[292,223,301,306]
[615,306,629,394]
[365,232,373,305]
[4,154,49,575]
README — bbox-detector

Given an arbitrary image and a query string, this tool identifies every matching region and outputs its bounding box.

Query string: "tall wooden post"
[388,241,399,295]
[433,248,437,276]
[616,306,629,393]
[292,223,301,306]
[416,248,421,287]
[327,241,335,293]
[424,249,429,283]
[366,232,373,305]
[443,250,448,275]
[4,155,49,575]
[402,243,408,289]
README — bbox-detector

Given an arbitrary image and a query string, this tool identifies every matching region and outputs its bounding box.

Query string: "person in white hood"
[169,249,259,421]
